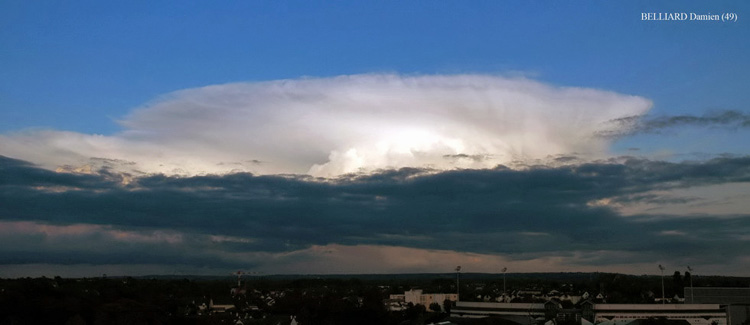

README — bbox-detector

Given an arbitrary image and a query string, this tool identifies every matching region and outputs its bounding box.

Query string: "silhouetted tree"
[404,303,426,325]
[443,299,453,314]
[672,271,683,296]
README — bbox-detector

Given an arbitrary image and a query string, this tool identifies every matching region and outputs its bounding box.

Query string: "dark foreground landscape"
[1,272,748,325]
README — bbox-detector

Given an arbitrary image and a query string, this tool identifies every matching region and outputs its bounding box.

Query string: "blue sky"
[3,1,747,133]
[1,1,750,277]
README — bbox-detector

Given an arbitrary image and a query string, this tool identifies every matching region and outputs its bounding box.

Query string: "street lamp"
[659,264,666,304]
[456,266,462,301]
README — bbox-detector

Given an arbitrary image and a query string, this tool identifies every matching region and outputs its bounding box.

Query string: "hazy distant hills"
[128,272,750,283]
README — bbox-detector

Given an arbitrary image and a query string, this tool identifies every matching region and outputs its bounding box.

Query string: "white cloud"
[0,74,651,177]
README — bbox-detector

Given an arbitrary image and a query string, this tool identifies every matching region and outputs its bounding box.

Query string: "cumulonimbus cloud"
[0,74,651,177]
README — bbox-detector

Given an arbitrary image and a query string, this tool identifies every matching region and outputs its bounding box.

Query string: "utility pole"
[659,265,666,304]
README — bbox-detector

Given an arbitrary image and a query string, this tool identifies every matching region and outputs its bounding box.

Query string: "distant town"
[1,271,749,325]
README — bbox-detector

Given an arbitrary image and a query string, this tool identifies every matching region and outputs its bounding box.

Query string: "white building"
[389,289,459,312]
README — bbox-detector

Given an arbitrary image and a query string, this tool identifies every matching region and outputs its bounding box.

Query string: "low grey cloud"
[442,153,490,163]
[598,110,750,138]
[2,155,749,274]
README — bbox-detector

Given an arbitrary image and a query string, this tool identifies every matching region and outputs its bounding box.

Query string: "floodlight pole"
[688,266,694,303]
[456,266,461,301]
[235,270,244,287]
[659,265,665,304]
[502,267,507,295]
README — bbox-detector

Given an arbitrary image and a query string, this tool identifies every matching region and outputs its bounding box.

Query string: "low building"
[684,287,750,325]
[590,303,726,325]
[684,288,750,305]
[450,301,548,323]
[451,301,733,325]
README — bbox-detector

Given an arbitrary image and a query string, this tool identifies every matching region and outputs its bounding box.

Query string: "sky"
[1,1,749,278]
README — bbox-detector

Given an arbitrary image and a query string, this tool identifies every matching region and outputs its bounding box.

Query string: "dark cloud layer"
[598,110,750,138]
[2,155,750,271]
